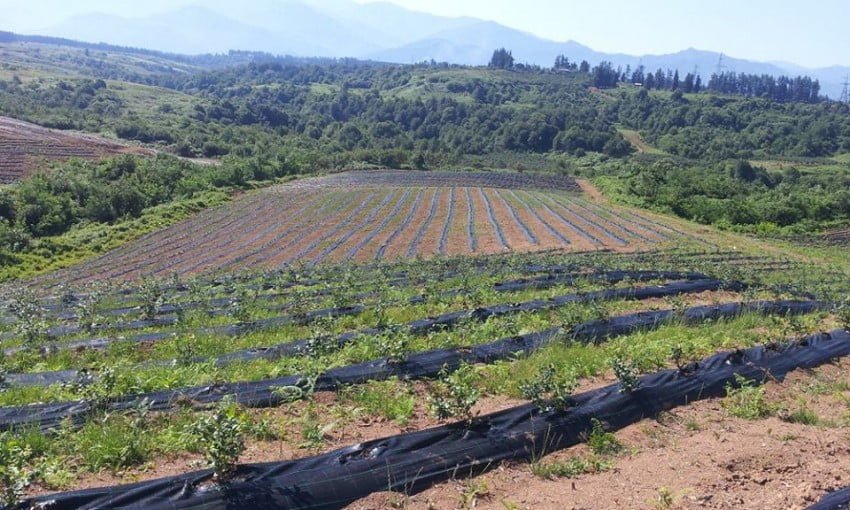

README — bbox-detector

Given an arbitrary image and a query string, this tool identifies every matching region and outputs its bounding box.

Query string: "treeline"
[159,62,632,157]
[553,54,821,103]
[706,72,820,103]
[0,151,315,252]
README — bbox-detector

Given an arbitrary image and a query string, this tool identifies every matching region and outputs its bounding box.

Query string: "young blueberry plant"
[75,283,106,333]
[139,277,163,321]
[611,356,641,394]
[520,364,578,412]
[428,363,480,422]
[190,398,247,483]
[374,326,409,364]
[8,289,49,347]
[835,297,850,332]
[0,436,34,508]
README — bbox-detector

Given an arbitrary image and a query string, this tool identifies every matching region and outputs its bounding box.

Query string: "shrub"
[189,398,246,482]
[611,357,640,393]
[8,289,48,347]
[520,364,577,412]
[138,278,163,321]
[428,363,480,421]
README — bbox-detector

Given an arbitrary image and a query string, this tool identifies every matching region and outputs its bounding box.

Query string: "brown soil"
[0,116,153,182]
[381,188,438,261]
[481,188,539,253]
[468,187,507,256]
[325,189,407,264]
[497,189,569,251]
[416,187,450,258]
[445,187,475,257]
[351,189,420,263]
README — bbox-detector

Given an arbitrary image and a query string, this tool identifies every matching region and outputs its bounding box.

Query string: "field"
[1,246,849,509]
[0,116,152,182]
[32,170,694,287]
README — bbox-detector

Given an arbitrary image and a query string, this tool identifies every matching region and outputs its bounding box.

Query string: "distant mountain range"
[35,0,849,98]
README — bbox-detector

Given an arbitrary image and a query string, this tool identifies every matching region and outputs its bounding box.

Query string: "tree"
[489,48,514,69]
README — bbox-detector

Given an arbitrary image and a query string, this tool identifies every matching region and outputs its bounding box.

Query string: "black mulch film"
[810,487,850,510]
[0,299,824,433]
[20,329,850,509]
[3,275,728,387]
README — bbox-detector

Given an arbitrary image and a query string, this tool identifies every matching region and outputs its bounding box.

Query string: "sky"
[2,0,847,68]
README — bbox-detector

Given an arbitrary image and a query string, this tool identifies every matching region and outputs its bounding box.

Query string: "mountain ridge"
[28,0,850,97]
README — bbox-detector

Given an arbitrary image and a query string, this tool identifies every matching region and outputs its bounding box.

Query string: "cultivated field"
[2,249,848,509]
[33,170,694,287]
[0,116,151,182]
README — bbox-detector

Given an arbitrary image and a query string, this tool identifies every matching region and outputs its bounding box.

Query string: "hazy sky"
[2,0,847,67]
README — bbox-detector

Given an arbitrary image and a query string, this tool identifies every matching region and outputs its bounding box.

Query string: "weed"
[586,418,623,456]
[345,380,415,426]
[459,479,489,509]
[428,363,480,421]
[299,407,334,449]
[0,435,34,507]
[834,297,850,332]
[723,375,775,420]
[531,455,610,479]
[781,403,820,425]
[655,487,675,509]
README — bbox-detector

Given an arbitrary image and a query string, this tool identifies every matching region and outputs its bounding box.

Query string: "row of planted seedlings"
[2,279,844,504]
[0,258,726,402]
[0,251,830,394]
[0,253,841,504]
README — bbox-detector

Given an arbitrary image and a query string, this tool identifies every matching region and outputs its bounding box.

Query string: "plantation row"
[299,170,584,192]
[31,176,691,287]
[0,249,847,507]
[0,116,149,182]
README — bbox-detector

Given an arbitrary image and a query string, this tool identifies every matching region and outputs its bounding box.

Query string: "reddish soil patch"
[0,116,153,182]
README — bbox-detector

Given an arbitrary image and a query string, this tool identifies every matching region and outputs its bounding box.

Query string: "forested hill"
[1,38,850,275]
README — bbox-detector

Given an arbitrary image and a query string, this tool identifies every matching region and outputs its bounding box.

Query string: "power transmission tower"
[715,53,726,75]
[840,76,850,103]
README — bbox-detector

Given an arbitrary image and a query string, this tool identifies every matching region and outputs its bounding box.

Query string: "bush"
[428,363,480,421]
[189,399,246,482]
[520,364,577,412]
[611,357,640,394]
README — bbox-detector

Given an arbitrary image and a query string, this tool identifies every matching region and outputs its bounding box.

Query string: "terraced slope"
[0,116,151,182]
[31,171,696,283]
[33,171,694,285]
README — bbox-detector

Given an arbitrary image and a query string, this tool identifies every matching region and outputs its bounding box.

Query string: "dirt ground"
[347,360,850,510]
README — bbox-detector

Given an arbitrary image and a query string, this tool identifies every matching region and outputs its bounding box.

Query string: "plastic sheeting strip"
[22,328,850,510]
